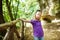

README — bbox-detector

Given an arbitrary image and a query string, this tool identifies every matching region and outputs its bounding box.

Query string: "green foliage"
[2,0,40,28]
[2,0,60,40]
[2,0,11,22]
[2,0,60,27]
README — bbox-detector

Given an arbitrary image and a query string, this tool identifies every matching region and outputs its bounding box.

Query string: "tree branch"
[0,18,20,29]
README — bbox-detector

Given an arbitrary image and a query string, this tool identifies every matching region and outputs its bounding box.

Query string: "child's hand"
[18,18,26,21]
[17,18,21,20]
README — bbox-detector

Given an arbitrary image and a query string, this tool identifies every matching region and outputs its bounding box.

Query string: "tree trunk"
[5,0,20,40]
[21,21,24,40]
[37,0,43,10]
[14,0,19,19]
[0,0,6,40]
[5,0,14,40]
[0,0,5,23]
[6,0,14,20]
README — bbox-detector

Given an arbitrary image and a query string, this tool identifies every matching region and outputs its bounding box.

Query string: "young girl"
[19,10,44,40]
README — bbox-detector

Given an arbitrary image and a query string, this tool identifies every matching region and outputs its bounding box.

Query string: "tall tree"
[0,0,5,23]
[5,0,20,40]
[0,0,6,40]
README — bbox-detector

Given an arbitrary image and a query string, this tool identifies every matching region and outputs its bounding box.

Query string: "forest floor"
[14,23,60,40]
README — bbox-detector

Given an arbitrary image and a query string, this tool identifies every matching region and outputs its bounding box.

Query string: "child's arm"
[18,18,31,23]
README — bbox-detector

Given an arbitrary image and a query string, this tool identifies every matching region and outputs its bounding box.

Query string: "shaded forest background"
[0,0,60,40]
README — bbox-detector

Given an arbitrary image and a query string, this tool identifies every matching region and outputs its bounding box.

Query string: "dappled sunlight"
[0,0,60,40]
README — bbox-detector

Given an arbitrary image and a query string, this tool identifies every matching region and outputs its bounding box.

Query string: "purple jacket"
[30,20,44,37]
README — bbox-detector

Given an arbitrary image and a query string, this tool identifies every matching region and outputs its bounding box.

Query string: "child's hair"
[35,10,42,13]
[33,10,42,19]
